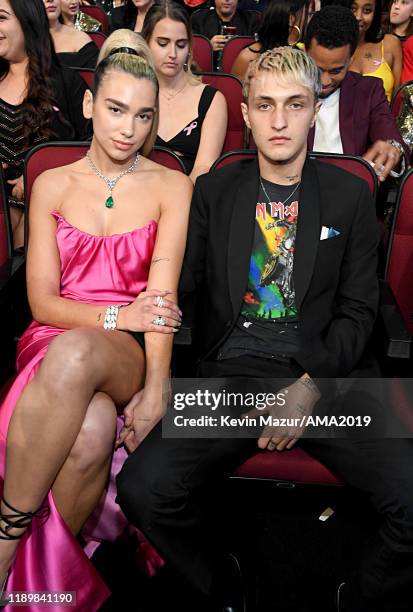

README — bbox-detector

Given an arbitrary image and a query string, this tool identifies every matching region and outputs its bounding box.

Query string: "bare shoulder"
[75,29,93,47]
[30,160,85,211]
[137,156,193,195]
[240,43,260,60]
[384,33,402,52]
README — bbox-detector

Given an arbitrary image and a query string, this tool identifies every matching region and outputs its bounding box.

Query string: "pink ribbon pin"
[183,121,198,136]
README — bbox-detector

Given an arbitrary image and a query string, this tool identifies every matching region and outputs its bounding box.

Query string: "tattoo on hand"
[151,257,171,265]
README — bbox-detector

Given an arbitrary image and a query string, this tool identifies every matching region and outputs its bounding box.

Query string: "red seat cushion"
[233,447,343,485]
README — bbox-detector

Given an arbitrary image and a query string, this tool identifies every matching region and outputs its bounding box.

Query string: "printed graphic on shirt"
[241,198,299,320]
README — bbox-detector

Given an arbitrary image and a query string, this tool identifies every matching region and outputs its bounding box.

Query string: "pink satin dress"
[0,210,162,611]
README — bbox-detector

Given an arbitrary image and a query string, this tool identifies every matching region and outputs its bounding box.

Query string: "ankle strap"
[0,498,50,540]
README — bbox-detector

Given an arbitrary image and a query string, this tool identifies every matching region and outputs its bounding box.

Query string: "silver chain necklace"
[86,151,140,209]
[259,176,301,207]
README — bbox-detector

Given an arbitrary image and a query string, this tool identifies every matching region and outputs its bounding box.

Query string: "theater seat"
[197,72,246,151]
[233,447,343,485]
[212,149,377,198]
[193,35,213,72]
[88,31,107,50]
[385,167,413,337]
[221,35,255,75]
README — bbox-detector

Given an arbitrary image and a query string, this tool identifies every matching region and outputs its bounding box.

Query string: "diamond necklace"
[86,151,140,209]
[259,176,301,207]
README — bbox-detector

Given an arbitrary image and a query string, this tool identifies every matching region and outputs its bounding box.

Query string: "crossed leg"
[0,326,145,582]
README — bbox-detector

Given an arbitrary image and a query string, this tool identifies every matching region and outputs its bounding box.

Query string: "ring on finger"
[376,163,385,176]
[153,315,166,326]
[154,296,165,308]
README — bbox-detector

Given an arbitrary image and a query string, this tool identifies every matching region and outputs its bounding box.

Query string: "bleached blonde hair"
[243,46,321,103]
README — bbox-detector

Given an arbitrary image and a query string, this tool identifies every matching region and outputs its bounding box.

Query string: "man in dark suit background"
[306,5,405,182]
[191,0,259,69]
[117,47,413,612]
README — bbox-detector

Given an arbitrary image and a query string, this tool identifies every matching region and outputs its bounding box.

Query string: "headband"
[108,47,139,57]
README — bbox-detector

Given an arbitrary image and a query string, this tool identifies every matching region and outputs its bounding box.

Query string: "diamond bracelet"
[103,305,120,330]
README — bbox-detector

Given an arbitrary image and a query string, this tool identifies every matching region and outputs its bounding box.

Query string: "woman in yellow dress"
[350,0,402,102]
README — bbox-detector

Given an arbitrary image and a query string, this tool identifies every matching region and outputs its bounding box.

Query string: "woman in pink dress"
[0,27,192,610]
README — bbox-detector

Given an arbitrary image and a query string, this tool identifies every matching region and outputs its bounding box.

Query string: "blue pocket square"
[320,226,341,240]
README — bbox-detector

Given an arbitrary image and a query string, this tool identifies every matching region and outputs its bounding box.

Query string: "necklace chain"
[160,82,187,101]
[259,176,301,207]
[86,151,140,208]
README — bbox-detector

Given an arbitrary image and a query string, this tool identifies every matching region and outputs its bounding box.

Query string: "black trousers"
[116,356,413,611]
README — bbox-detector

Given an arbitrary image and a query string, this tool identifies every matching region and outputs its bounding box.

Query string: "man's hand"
[363,140,401,182]
[7,175,24,201]
[116,386,166,453]
[210,34,228,52]
[256,375,321,452]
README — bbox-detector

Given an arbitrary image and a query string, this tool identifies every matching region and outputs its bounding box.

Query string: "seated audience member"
[116,46,413,612]
[61,0,102,32]
[110,0,154,33]
[142,1,227,181]
[232,0,307,81]
[44,0,99,67]
[349,0,402,101]
[306,6,405,180]
[389,0,413,43]
[0,0,89,248]
[0,28,191,606]
[190,0,260,70]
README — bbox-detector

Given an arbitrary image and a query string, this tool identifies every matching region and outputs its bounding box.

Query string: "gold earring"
[289,24,301,47]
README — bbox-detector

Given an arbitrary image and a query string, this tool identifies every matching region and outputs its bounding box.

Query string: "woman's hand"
[7,175,24,201]
[116,386,167,452]
[117,289,182,333]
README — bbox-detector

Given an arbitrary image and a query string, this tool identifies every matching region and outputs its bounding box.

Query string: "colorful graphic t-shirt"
[241,178,299,321]
[217,179,301,362]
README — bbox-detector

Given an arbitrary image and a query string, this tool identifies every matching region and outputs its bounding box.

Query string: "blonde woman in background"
[0,28,191,609]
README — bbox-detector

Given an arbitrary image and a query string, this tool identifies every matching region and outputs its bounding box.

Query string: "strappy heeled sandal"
[0,498,50,607]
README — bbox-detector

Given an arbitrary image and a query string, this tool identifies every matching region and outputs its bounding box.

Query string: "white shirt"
[313,89,343,154]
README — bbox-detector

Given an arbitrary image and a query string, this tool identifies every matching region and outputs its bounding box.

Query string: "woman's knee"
[68,392,117,474]
[40,329,103,391]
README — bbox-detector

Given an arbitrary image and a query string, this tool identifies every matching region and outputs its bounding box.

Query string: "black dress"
[57,40,99,69]
[0,65,90,208]
[155,85,218,174]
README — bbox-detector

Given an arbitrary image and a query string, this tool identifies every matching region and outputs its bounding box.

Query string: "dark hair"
[0,0,61,145]
[305,5,359,55]
[249,0,307,56]
[387,0,413,38]
[141,1,195,71]
[320,0,352,7]
[364,0,385,42]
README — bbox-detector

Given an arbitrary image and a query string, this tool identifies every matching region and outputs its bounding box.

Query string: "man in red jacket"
[306,5,406,180]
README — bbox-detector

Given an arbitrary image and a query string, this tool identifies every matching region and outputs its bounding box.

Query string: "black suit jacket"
[179,157,379,378]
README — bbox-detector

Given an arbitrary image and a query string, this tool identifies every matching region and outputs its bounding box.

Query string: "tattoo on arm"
[97,312,102,323]
[151,257,171,266]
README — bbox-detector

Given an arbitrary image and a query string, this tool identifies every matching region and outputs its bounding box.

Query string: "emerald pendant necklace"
[86,151,140,208]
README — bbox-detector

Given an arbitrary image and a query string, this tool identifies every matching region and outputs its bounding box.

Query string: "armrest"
[379,279,411,359]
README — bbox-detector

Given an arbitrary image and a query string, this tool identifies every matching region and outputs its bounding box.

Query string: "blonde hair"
[243,46,321,103]
[94,30,159,157]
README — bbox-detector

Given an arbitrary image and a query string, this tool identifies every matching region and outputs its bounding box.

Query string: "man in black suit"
[117,47,413,612]
[191,0,259,69]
